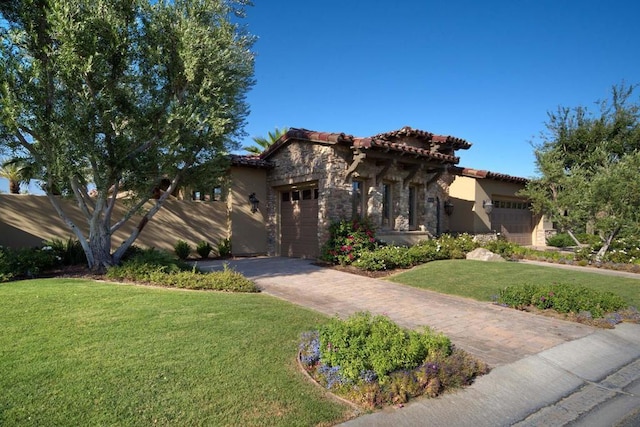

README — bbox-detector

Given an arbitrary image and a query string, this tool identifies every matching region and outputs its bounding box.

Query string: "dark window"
[314,188,319,199]
[382,183,392,227]
[302,189,312,200]
[292,190,300,201]
[352,180,365,218]
[408,186,417,229]
[282,192,290,202]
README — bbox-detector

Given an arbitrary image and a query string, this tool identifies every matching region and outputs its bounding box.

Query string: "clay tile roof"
[372,126,472,150]
[261,126,471,164]
[230,154,273,168]
[261,128,354,159]
[353,138,460,163]
[453,167,529,183]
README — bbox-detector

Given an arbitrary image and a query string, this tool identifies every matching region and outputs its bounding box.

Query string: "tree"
[521,84,640,260]
[0,162,24,194]
[243,126,288,154]
[0,0,255,272]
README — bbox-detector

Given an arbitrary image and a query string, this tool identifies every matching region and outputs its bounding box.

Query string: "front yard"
[0,279,352,426]
[388,259,640,308]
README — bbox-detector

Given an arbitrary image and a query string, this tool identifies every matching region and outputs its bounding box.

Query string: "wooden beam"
[375,160,393,186]
[403,164,421,188]
[344,149,366,183]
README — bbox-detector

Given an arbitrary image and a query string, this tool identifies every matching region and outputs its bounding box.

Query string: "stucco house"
[0,126,551,256]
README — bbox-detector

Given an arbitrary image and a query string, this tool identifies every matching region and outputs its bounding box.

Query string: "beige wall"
[448,175,552,244]
[0,194,229,255]
[229,166,268,256]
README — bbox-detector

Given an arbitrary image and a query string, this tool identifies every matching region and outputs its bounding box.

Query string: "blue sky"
[2,0,638,192]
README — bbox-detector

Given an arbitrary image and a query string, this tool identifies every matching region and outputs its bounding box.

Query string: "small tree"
[521,83,640,260]
[0,0,255,272]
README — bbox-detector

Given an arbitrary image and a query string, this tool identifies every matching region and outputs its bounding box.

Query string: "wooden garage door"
[492,200,533,245]
[280,187,319,258]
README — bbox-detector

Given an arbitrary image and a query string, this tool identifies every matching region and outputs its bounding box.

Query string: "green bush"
[106,257,258,292]
[196,241,213,259]
[174,240,191,260]
[546,233,577,247]
[320,217,380,265]
[44,237,87,265]
[217,238,232,258]
[353,246,412,271]
[436,233,477,259]
[0,246,59,281]
[299,313,487,408]
[498,283,628,318]
[319,312,451,383]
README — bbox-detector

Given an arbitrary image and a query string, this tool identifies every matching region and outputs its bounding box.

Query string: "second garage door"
[491,199,533,245]
[280,186,319,258]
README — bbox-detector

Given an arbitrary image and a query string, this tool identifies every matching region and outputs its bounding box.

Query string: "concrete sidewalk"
[196,257,640,426]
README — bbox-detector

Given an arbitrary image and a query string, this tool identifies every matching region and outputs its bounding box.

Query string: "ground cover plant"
[0,279,352,426]
[106,249,258,292]
[299,312,488,409]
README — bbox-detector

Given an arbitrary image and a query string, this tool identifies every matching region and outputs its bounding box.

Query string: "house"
[0,126,552,256]
[447,168,553,246]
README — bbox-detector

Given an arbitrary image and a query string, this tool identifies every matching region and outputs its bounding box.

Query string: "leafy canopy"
[0,0,255,270]
[521,83,640,259]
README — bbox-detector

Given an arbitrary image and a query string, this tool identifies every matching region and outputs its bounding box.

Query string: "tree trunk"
[595,228,620,262]
[566,229,581,246]
[88,228,113,274]
[9,179,20,194]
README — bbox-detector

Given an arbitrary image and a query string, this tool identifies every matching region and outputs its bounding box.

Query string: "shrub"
[299,313,487,408]
[353,246,412,271]
[44,237,87,265]
[196,241,213,259]
[320,217,380,265]
[498,283,628,318]
[174,240,191,260]
[318,312,451,383]
[0,246,59,281]
[106,257,258,292]
[546,233,577,247]
[436,233,477,259]
[217,238,232,258]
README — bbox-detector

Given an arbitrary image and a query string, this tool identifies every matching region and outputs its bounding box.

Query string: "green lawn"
[388,260,640,308]
[0,279,351,426]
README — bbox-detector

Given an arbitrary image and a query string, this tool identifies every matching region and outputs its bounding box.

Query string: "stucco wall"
[229,166,268,255]
[0,195,229,255]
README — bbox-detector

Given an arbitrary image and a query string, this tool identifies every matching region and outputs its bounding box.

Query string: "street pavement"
[196,257,640,426]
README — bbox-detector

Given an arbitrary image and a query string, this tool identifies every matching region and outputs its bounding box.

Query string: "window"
[281,191,290,202]
[302,189,312,200]
[408,186,417,229]
[352,180,366,218]
[213,186,223,201]
[382,183,392,227]
[292,190,300,201]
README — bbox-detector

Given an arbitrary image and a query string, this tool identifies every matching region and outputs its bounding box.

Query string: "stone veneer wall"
[266,140,452,256]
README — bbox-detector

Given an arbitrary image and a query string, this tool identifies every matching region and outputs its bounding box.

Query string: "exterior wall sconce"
[249,193,259,213]
[444,200,454,216]
[483,200,494,215]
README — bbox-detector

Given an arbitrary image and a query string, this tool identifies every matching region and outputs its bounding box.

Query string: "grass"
[0,279,352,426]
[388,260,640,308]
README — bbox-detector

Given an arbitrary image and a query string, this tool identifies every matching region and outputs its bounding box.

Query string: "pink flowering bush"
[320,217,381,265]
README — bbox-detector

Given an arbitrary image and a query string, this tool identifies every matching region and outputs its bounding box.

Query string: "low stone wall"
[377,231,433,247]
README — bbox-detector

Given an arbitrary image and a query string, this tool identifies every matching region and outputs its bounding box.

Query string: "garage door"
[491,200,533,245]
[280,186,319,258]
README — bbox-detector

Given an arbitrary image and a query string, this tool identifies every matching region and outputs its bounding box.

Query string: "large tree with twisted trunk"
[0,0,255,271]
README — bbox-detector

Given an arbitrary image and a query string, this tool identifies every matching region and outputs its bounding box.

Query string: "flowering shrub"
[497,283,628,319]
[321,217,381,265]
[298,312,488,408]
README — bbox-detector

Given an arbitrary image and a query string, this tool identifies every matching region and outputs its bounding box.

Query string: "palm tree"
[243,127,288,155]
[0,163,24,194]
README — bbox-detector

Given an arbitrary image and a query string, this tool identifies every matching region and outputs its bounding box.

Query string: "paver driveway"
[198,257,596,367]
